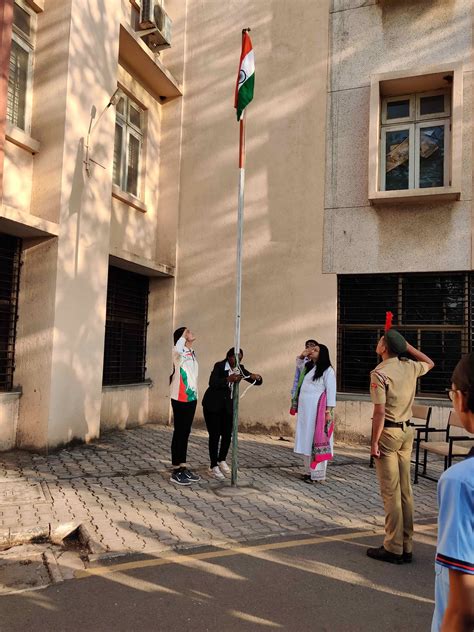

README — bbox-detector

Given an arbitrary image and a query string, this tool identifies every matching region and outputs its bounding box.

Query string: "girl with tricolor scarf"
[293,344,336,483]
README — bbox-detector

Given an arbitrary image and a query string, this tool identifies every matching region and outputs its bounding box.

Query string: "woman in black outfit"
[202,348,262,479]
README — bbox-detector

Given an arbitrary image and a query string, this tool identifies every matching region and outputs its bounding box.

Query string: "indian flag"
[234,31,255,121]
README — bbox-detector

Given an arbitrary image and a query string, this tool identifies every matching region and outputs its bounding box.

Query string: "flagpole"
[231,111,246,487]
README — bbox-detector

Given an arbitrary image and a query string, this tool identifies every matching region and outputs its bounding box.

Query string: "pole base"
[212,482,259,498]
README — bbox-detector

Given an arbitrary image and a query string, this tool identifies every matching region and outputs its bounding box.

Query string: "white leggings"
[303,435,333,481]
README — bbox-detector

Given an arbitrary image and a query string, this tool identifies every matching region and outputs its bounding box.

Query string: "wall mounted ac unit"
[139,1,172,51]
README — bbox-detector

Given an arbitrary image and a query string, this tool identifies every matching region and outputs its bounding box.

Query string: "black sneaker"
[183,469,201,482]
[366,546,403,565]
[170,468,191,486]
[402,552,413,564]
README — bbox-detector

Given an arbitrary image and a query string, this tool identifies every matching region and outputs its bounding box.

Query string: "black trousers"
[203,406,233,468]
[171,399,197,467]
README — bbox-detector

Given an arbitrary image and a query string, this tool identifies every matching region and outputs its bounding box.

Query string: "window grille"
[103,266,149,386]
[0,234,21,391]
[337,273,471,396]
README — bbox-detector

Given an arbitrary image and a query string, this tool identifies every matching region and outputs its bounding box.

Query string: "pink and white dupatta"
[310,390,334,469]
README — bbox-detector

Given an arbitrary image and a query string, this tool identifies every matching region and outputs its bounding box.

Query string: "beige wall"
[324,0,473,274]
[174,0,335,433]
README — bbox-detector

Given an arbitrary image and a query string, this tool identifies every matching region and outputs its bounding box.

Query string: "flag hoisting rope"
[231,29,254,486]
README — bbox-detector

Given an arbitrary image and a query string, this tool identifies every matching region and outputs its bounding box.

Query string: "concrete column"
[45,0,121,447]
[16,0,121,449]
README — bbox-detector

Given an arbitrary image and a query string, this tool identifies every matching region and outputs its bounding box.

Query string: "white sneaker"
[209,466,225,480]
[218,461,230,475]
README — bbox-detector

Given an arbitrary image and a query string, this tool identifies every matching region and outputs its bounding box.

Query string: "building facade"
[0,0,472,451]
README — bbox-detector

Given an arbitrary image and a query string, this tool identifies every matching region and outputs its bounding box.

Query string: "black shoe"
[367,546,403,565]
[183,468,201,482]
[402,552,413,563]
[301,474,311,481]
[170,468,192,486]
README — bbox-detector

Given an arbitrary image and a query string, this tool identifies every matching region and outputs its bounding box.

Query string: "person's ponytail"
[170,327,187,384]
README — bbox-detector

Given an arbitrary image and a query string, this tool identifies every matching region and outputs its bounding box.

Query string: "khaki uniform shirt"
[370,358,430,422]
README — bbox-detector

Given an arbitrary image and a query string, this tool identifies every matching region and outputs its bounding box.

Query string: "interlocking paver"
[0,424,441,555]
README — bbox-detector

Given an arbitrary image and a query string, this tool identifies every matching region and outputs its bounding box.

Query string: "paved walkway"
[0,425,438,556]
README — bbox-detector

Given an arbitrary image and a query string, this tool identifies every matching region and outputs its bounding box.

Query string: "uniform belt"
[384,420,411,428]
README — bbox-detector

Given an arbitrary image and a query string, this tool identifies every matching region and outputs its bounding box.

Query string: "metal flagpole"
[231,98,247,487]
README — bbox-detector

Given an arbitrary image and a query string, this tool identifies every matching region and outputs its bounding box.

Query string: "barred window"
[0,234,21,391]
[103,266,149,386]
[337,273,471,396]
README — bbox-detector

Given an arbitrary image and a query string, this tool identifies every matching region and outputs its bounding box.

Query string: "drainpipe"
[0,0,13,205]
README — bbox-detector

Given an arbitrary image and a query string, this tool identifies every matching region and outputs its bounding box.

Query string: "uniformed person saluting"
[367,315,434,564]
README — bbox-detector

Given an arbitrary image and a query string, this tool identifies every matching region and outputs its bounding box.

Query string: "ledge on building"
[369,186,461,205]
[112,185,147,213]
[110,249,175,278]
[119,23,182,102]
[25,0,44,12]
[0,204,59,239]
[0,390,22,403]
[337,391,452,408]
[102,380,153,392]
[6,123,40,154]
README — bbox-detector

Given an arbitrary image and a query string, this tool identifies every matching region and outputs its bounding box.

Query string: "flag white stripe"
[238,50,255,89]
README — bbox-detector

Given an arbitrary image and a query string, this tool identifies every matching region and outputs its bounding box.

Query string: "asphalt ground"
[0,523,438,632]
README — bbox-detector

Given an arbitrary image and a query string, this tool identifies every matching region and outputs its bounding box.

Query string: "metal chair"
[414,410,474,483]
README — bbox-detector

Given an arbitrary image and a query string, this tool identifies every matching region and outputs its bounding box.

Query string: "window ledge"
[112,185,147,213]
[369,187,461,205]
[103,381,153,392]
[337,392,452,408]
[5,123,40,154]
[0,390,22,403]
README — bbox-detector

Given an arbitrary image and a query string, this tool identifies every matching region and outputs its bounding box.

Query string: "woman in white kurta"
[293,344,337,482]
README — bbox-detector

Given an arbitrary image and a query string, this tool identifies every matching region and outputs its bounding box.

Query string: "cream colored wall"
[174,0,334,433]
[101,384,150,431]
[15,238,57,449]
[324,0,473,274]
[0,393,20,451]
[30,0,71,224]
[3,141,34,213]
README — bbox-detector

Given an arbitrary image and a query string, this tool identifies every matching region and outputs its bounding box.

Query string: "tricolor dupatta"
[310,390,334,469]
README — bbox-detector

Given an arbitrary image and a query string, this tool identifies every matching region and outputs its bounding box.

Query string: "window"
[0,234,21,392]
[113,91,145,198]
[7,1,35,132]
[338,273,472,396]
[103,266,149,386]
[380,90,450,191]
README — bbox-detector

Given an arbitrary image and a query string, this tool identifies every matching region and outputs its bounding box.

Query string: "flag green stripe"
[236,74,255,120]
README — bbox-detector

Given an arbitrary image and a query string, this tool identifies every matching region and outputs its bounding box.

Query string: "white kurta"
[294,364,337,456]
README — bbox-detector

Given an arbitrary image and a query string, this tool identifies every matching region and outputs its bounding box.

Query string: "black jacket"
[202,360,263,414]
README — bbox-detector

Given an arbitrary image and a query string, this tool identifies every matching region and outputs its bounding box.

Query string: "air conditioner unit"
[139,0,155,29]
[138,2,172,51]
[148,3,172,50]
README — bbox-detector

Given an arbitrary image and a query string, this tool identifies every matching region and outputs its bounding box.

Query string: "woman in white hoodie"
[169,327,200,486]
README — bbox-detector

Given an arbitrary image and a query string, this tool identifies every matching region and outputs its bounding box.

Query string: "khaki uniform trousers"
[375,425,414,556]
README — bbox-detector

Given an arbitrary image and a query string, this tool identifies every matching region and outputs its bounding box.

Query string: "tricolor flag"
[234,31,255,121]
